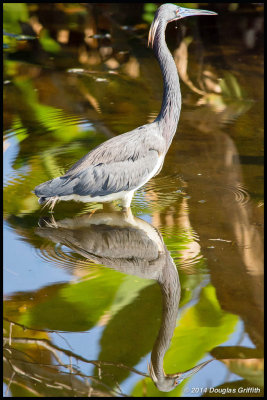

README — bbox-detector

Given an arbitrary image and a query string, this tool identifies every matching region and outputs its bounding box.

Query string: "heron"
[34,4,217,211]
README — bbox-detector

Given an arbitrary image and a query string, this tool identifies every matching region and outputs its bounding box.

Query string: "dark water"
[3,3,264,397]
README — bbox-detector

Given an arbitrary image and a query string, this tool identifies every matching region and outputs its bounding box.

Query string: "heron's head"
[148,3,217,48]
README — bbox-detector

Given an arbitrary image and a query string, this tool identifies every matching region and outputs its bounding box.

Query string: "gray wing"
[64,123,165,176]
[35,123,165,198]
[71,149,160,197]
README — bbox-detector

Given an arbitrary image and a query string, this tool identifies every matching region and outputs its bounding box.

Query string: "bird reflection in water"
[36,208,213,392]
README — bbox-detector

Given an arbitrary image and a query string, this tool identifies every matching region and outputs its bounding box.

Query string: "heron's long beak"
[167,359,214,383]
[177,7,218,19]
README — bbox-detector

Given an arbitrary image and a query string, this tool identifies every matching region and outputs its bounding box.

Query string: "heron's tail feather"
[34,176,77,199]
[38,197,48,205]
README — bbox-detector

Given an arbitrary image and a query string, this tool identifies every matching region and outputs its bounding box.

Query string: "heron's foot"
[41,196,59,213]
[88,208,98,218]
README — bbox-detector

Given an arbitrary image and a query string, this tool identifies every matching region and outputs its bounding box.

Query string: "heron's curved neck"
[150,254,180,380]
[153,19,181,150]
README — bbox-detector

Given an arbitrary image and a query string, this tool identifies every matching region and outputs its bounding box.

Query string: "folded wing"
[34,124,165,199]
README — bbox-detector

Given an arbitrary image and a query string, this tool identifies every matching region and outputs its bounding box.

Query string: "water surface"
[3,3,263,397]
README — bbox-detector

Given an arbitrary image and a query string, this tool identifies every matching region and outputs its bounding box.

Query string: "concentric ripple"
[223,182,251,206]
[134,174,186,210]
[36,243,99,273]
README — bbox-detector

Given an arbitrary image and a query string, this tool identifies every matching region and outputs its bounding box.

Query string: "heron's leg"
[121,191,134,210]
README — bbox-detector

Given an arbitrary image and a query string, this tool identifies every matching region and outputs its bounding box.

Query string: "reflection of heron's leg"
[121,207,136,225]
[88,208,98,218]
[38,215,58,228]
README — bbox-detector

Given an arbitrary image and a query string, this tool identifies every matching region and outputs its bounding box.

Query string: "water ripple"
[161,226,204,272]
[134,174,186,210]
[36,243,96,273]
[223,183,251,206]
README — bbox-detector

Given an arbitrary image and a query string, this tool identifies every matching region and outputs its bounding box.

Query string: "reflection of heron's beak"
[176,7,218,20]
[149,359,214,386]
[168,359,214,383]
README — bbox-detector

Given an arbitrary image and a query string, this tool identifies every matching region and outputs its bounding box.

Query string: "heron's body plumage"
[34,123,165,207]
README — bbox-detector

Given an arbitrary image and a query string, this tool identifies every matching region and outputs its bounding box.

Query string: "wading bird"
[34,4,217,211]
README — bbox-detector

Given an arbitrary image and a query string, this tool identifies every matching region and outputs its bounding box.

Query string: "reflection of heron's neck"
[150,252,181,380]
[154,19,181,151]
